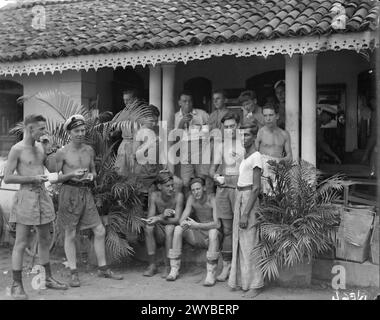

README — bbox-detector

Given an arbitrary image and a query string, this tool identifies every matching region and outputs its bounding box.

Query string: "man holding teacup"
[209,112,244,282]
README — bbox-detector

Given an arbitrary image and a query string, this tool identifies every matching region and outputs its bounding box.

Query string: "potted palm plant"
[253,159,345,287]
[9,90,152,263]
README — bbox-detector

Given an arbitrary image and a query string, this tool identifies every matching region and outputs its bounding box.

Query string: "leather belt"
[237,185,253,191]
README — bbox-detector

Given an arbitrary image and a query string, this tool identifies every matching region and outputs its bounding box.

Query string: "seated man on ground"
[167,177,221,286]
[143,171,184,277]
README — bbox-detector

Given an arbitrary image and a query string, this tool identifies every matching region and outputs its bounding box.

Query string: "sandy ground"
[0,245,377,300]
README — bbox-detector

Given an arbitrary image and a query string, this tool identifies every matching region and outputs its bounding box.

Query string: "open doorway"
[184,77,212,113]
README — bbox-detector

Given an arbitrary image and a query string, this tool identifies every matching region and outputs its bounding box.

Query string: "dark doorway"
[184,77,212,113]
[246,70,285,106]
[112,67,146,113]
[0,80,23,157]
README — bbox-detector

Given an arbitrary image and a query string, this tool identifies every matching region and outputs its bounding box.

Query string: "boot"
[216,260,231,282]
[45,276,69,290]
[69,272,81,287]
[98,268,124,280]
[204,251,219,286]
[143,263,157,277]
[166,259,180,281]
[203,262,217,286]
[10,281,28,300]
[161,259,171,279]
[166,249,181,281]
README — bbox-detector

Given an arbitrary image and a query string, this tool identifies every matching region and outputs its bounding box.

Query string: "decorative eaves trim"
[0,31,378,76]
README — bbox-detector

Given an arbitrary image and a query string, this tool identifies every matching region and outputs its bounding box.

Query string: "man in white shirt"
[174,91,210,195]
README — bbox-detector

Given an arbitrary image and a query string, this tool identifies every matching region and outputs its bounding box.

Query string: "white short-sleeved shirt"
[237,151,262,187]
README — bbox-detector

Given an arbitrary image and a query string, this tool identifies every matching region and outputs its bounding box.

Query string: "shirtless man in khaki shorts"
[255,104,292,194]
[4,114,68,300]
[55,115,123,287]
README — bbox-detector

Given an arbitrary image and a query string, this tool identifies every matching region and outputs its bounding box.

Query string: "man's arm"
[255,128,262,151]
[88,146,97,180]
[361,112,377,163]
[209,141,222,178]
[240,167,261,229]
[179,195,194,224]
[147,192,157,219]
[3,147,45,184]
[282,130,293,161]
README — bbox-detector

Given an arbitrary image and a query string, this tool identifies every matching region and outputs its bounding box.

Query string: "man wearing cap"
[238,90,264,129]
[256,104,292,194]
[54,114,123,287]
[166,177,221,286]
[274,80,286,129]
[143,171,184,277]
[317,107,342,165]
[4,114,68,300]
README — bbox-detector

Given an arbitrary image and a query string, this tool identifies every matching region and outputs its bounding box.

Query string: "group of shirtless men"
[3,81,292,300]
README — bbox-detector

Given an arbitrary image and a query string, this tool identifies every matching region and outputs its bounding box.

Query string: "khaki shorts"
[10,184,55,226]
[215,186,236,220]
[57,184,102,231]
[183,228,222,249]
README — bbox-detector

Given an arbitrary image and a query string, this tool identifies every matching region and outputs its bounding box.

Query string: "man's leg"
[162,224,175,278]
[64,228,81,287]
[11,224,30,300]
[204,229,220,287]
[167,226,184,281]
[92,224,123,280]
[36,223,68,290]
[217,218,233,281]
[143,225,157,276]
[180,163,194,196]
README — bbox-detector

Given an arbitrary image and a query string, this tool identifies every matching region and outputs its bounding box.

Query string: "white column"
[162,64,176,131]
[301,54,317,165]
[285,54,300,160]
[149,65,162,111]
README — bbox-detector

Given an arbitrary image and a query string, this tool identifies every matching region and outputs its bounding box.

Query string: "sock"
[70,269,78,275]
[42,263,51,278]
[98,265,108,272]
[148,254,155,265]
[12,270,22,283]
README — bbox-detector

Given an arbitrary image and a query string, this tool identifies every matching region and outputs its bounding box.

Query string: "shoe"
[161,265,171,279]
[69,272,81,287]
[143,264,157,277]
[10,281,28,300]
[216,261,231,282]
[45,276,69,290]
[98,269,124,280]
[203,262,217,287]
[166,259,180,281]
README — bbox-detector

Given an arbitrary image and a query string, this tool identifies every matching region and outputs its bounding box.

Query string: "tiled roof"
[0,0,378,63]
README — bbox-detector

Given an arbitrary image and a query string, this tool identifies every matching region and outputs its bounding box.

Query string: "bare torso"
[13,141,46,179]
[154,191,177,216]
[191,194,214,224]
[60,143,93,180]
[258,126,287,158]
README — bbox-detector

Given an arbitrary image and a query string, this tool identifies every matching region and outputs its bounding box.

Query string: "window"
[0,80,23,157]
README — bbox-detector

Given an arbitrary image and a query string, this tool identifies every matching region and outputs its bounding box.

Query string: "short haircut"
[156,171,173,185]
[212,89,226,97]
[122,88,138,97]
[178,90,193,100]
[240,123,259,136]
[24,114,46,126]
[221,111,240,125]
[238,90,256,104]
[262,104,278,113]
[189,177,205,187]
[149,104,160,117]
